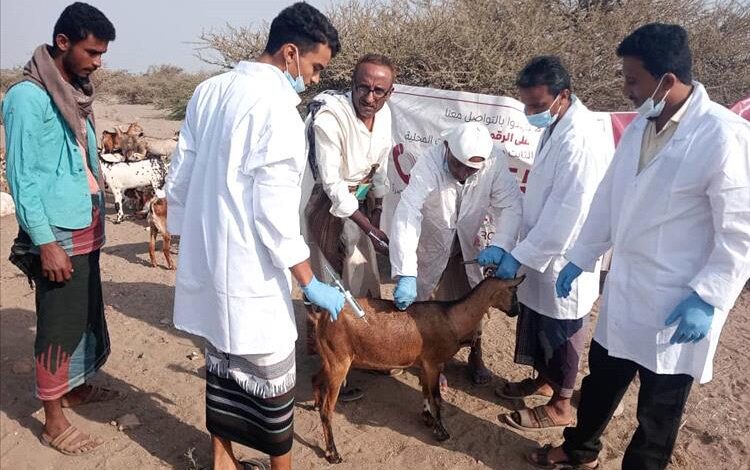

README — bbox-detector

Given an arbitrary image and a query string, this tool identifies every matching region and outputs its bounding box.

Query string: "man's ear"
[54,33,70,52]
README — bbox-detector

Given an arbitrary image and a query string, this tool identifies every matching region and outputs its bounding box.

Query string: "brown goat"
[146,193,174,269]
[100,122,144,155]
[308,275,524,464]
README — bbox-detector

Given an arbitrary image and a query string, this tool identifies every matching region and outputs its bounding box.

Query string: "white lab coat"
[567,83,750,383]
[165,62,310,355]
[513,97,613,320]
[390,144,522,299]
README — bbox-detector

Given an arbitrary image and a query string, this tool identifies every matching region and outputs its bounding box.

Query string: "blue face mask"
[526,95,560,128]
[284,46,305,94]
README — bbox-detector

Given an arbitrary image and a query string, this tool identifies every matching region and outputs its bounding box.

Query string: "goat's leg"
[113,187,124,223]
[162,232,175,269]
[148,227,158,267]
[319,361,349,464]
[419,369,436,427]
[423,364,450,441]
[312,369,325,411]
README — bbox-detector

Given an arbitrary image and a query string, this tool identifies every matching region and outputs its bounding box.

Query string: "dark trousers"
[562,341,693,470]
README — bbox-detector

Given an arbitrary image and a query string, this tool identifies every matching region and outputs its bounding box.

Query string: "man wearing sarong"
[487,56,613,430]
[3,2,116,456]
[166,4,344,470]
[302,54,395,401]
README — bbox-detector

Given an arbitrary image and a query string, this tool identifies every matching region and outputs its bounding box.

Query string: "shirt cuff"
[273,238,311,270]
[689,273,730,312]
[26,223,56,246]
[511,240,552,273]
[329,193,360,218]
[565,245,599,272]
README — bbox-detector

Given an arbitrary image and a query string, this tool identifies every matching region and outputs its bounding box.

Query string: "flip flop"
[500,405,571,431]
[240,459,268,470]
[62,385,122,408]
[495,378,552,399]
[526,444,599,469]
[40,425,103,456]
[338,386,364,402]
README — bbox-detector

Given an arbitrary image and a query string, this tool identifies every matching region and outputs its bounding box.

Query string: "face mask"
[284,46,305,94]
[526,95,560,128]
[637,75,670,118]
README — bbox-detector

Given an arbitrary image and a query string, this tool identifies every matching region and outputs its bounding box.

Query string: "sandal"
[500,405,571,431]
[62,385,121,408]
[526,444,599,469]
[495,378,552,399]
[240,459,268,470]
[40,425,103,456]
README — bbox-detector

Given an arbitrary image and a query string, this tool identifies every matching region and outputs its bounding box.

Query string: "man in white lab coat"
[528,24,750,470]
[390,122,522,384]
[302,54,396,400]
[165,4,345,470]
[487,56,612,431]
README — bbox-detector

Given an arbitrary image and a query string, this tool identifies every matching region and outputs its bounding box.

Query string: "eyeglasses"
[354,84,391,99]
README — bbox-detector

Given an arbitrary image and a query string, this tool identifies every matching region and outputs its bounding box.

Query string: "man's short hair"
[515,56,571,96]
[53,2,115,47]
[264,2,341,57]
[616,23,692,84]
[352,53,397,81]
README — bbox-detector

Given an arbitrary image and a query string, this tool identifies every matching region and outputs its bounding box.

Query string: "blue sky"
[1,0,338,72]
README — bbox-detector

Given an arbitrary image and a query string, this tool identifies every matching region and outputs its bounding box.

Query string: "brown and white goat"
[308,275,524,464]
[146,191,174,269]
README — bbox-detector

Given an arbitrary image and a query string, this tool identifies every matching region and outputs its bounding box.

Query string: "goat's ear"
[506,275,525,289]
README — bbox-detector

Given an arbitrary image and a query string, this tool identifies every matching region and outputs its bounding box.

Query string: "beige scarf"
[22,44,95,147]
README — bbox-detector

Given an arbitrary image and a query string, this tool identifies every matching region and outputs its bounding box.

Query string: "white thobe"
[512,97,613,319]
[302,91,392,296]
[166,61,310,355]
[567,83,750,382]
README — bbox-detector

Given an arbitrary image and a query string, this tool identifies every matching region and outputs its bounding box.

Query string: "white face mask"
[637,75,670,118]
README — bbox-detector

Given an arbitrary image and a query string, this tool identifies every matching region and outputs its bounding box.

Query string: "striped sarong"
[204,343,295,456]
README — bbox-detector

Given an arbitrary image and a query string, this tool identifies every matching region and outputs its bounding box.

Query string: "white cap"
[440,122,493,169]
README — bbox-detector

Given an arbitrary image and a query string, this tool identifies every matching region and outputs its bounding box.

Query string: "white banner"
[382,84,615,237]
[387,84,543,195]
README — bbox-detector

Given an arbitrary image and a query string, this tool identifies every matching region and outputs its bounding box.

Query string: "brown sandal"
[240,459,268,470]
[62,385,121,408]
[526,444,599,469]
[501,405,571,431]
[40,425,103,456]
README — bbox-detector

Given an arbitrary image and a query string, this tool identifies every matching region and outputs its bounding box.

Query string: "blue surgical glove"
[556,262,583,298]
[664,292,714,344]
[302,276,345,321]
[394,276,417,310]
[477,246,506,267]
[494,252,521,279]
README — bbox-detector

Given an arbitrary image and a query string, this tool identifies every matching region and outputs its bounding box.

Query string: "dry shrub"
[198,0,749,111]
[94,65,212,119]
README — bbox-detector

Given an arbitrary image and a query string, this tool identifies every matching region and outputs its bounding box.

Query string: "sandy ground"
[1,103,749,470]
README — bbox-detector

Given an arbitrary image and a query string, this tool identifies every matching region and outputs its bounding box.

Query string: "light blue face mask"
[526,95,560,128]
[637,75,670,119]
[284,46,305,94]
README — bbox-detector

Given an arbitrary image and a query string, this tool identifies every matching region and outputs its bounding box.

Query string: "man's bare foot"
[496,378,554,399]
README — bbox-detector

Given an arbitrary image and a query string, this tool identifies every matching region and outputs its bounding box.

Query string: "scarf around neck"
[21,44,95,147]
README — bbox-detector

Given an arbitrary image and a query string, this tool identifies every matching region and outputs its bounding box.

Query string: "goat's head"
[126,122,145,137]
[485,275,525,313]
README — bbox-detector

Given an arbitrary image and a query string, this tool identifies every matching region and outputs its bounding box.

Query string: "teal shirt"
[2,81,101,246]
